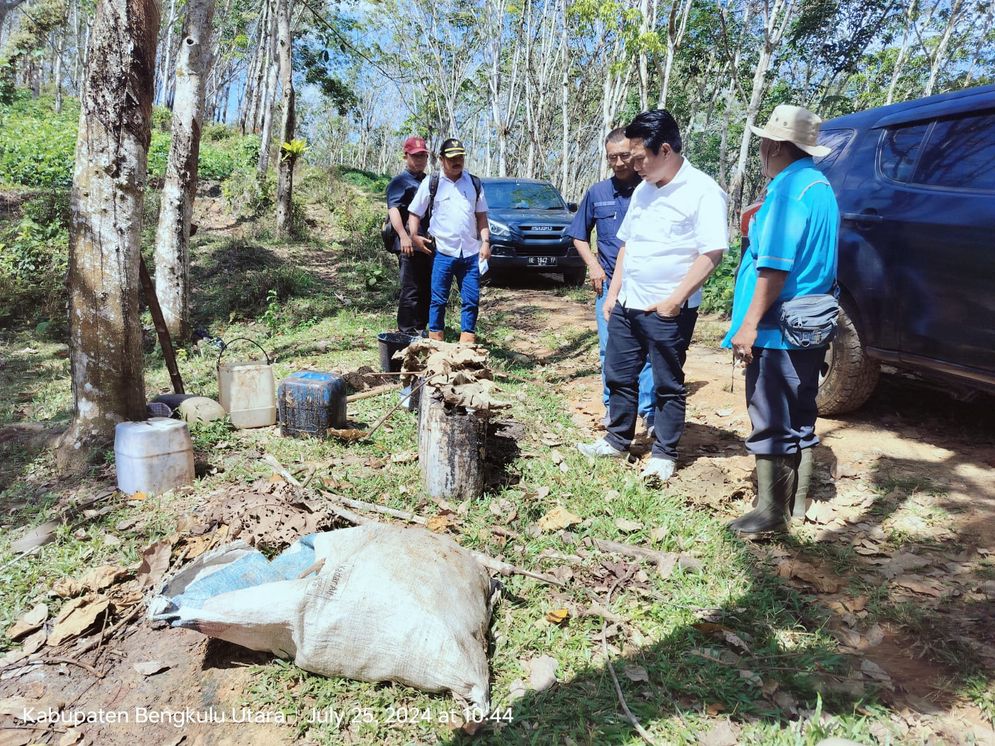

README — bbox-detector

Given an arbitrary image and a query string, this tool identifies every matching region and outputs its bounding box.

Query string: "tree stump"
[418,388,486,500]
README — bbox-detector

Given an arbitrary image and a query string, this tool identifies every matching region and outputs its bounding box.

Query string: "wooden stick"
[138,256,184,394]
[588,537,678,567]
[267,455,565,587]
[602,569,657,746]
[346,383,398,402]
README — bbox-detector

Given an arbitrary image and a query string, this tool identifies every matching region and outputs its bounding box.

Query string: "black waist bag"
[778,293,839,348]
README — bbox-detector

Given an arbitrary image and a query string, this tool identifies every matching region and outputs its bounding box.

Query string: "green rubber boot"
[728,454,798,538]
[790,448,814,521]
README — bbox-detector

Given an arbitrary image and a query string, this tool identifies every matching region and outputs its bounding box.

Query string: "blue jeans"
[604,305,695,460]
[596,291,654,419]
[428,252,480,334]
[744,346,825,456]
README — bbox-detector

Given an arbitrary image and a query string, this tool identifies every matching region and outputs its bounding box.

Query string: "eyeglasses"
[606,153,631,163]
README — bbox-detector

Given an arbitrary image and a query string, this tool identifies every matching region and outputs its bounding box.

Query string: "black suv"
[812,84,995,414]
[482,178,586,285]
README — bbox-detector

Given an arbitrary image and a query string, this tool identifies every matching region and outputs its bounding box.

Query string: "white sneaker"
[641,415,655,438]
[641,457,675,481]
[577,438,626,459]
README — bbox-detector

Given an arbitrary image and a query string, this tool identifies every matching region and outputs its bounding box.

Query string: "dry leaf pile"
[398,339,509,412]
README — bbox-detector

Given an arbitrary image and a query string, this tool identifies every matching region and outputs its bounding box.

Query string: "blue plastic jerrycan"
[277,371,347,438]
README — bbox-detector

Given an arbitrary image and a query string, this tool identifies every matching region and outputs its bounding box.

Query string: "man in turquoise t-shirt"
[723,104,839,538]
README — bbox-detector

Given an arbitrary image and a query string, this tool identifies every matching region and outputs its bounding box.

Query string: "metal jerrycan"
[216,338,277,429]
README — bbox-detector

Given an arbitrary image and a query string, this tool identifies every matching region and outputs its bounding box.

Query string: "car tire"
[816,300,880,415]
[563,268,586,287]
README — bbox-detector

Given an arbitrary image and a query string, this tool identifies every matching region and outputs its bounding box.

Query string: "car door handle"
[842,211,883,224]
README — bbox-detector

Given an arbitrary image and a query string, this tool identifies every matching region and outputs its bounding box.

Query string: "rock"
[177,397,227,424]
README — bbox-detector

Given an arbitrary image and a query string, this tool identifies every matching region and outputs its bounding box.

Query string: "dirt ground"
[487,277,995,741]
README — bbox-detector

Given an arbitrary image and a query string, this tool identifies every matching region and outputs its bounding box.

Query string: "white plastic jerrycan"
[115,417,195,495]
[217,337,277,429]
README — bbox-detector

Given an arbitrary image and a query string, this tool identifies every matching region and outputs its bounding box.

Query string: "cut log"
[418,388,486,500]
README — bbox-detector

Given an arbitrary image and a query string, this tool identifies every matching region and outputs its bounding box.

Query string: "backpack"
[382,172,482,253]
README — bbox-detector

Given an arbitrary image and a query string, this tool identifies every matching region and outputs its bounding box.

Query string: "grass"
[0,167,987,744]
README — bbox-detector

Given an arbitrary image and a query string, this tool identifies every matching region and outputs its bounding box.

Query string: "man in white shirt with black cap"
[577,109,728,481]
[408,138,490,344]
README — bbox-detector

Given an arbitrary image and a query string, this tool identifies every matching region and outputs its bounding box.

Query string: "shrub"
[699,246,739,316]
[0,193,70,324]
[222,166,273,219]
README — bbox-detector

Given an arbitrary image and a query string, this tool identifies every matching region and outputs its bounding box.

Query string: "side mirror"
[567,202,578,213]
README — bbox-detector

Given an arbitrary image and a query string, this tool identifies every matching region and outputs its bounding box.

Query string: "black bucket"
[378,332,417,372]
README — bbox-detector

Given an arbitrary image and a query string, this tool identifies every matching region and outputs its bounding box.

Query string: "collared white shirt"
[616,158,728,310]
[408,171,489,258]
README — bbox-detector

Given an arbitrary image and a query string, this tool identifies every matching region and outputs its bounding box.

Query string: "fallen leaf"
[537,506,581,532]
[550,449,564,464]
[390,451,417,463]
[738,669,763,687]
[614,518,643,533]
[52,578,83,598]
[138,540,173,589]
[426,514,453,533]
[623,664,649,683]
[22,628,47,654]
[48,595,110,646]
[544,608,570,625]
[714,408,734,417]
[183,534,215,560]
[116,517,141,532]
[11,520,60,554]
[649,526,668,542]
[879,552,932,579]
[776,560,840,593]
[705,702,725,717]
[81,564,127,592]
[805,500,837,525]
[489,498,518,523]
[527,655,558,691]
[860,658,893,686]
[535,486,550,500]
[892,575,945,597]
[773,690,797,713]
[7,603,48,640]
[698,719,739,746]
[656,554,677,578]
[133,660,170,676]
[129,491,148,501]
[508,678,527,702]
[842,595,869,613]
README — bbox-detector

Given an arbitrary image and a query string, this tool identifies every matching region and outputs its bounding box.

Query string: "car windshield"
[485,182,565,210]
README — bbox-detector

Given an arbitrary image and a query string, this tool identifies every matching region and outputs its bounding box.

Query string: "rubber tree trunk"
[274,0,294,238]
[418,389,486,500]
[153,0,216,342]
[57,0,160,469]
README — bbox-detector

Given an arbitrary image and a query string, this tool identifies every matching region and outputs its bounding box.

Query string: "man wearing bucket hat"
[386,135,432,336]
[723,104,840,538]
[407,138,490,344]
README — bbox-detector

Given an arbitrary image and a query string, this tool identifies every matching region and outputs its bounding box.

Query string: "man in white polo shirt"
[577,109,728,481]
[407,138,490,344]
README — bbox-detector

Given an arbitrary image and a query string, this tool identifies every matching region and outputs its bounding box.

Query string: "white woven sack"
[152,524,495,711]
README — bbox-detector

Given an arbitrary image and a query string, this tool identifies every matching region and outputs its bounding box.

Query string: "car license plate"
[528,257,557,267]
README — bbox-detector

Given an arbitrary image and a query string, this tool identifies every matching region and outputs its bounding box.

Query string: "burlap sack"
[151,524,495,711]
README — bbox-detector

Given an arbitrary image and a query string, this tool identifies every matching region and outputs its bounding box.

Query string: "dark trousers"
[744,346,826,456]
[604,305,693,460]
[397,251,433,335]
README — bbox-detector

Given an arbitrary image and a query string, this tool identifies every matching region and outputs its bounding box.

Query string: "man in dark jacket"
[386,136,432,335]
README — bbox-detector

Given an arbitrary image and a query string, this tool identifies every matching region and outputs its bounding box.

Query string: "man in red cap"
[385,136,432,335]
